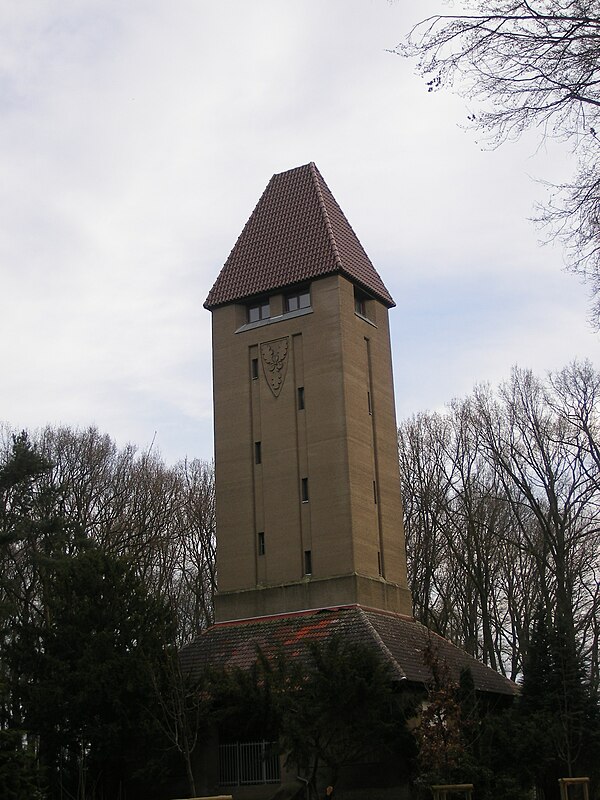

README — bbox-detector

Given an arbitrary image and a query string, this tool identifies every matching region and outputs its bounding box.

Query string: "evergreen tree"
[518,605,600,798]
[210,654,281,745]
[210,637,417,800]
[275,636,416,797]
[0,432,59,797]
[17,546,175,798]
[0,432,178,798]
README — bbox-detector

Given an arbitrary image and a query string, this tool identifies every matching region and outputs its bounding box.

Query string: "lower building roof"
[179,605,517,697]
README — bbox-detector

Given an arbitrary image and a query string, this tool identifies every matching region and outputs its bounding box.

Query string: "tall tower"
[205,163,412,623]
[181,167,515,798]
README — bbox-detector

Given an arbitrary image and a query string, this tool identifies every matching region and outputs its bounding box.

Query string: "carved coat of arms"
[260,337,289,397]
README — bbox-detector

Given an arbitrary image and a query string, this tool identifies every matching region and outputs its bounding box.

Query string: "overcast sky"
[1,1,597,465]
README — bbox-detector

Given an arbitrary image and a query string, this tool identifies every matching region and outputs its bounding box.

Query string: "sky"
[1,0,597,465]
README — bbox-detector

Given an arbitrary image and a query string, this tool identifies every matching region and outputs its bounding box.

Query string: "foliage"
[209,637,417,800]
[472,707,533,800]
[0,427,216,798]
[0,424,216,645]
[517,605,600,795]
[209,653,282,744]
[18,547,175,798]
[413,643,531,799]
[0,728,40,800]
[400,363,600,793]
[414,643,467,784]
[397,2,600,320]
[445,605,600,800]
[276,636,415,793]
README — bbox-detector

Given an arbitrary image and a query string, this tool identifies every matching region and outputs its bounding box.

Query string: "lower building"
[179,605,516,799]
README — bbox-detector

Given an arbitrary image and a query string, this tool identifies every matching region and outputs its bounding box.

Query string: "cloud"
[0,0,596,464]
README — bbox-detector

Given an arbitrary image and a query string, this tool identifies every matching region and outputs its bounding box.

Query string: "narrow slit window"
[367,390,372,414]
[257,532,265,556]
[301,478,309,503]
[373,480,377,504]
[251,358,259,379]
[254,441,262,464]
[377,551,382,576]
[304,550,312,575]
[297,386,305,410]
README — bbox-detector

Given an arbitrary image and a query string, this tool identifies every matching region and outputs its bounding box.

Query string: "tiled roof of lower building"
[204,163,395,309]
[179,605,517,697]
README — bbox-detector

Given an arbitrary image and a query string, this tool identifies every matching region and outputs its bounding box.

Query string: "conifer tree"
[0,431,178,798]
[519,605,600,798]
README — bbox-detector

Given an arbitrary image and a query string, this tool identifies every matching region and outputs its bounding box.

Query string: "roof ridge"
[356,606,407,681]
[309,162,343,272]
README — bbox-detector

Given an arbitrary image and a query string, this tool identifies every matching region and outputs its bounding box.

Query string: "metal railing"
[218,740,280,786]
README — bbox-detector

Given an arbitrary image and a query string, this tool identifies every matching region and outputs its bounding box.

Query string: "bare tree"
[397,1,600,319]
[473,368,600,646]
[151,644,207,798]
[548,360,600,687]
[399,412,452,632]
[170,459,217,643]
[549,359,600,477]
[399,361,600,685]
[439,398,511,670]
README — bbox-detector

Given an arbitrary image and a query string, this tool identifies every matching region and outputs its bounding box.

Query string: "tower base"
[214,572,413,622]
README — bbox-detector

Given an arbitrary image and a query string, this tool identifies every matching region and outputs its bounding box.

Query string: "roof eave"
[204,270,395,312]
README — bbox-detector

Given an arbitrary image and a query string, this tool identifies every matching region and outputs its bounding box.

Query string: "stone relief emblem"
[260,337,289,397]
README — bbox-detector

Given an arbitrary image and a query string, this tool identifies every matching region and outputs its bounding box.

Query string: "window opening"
[248,301,270,324]
[301,478,309,503]
[285,289,311,313]
[257,532,265,556]
[254,442,262,464]
[367,390,372,414]
[354,287,371,318]
[377,551,382,576]
[251,358,259,379]
[373,480,377,504]
[297,386,305,410]
[304,550,312,575]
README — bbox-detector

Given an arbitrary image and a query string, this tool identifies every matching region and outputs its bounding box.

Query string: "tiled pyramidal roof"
[204,163,395,309]
[180,606,517,696]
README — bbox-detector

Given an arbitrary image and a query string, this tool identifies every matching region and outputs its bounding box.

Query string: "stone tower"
[205,163,412,623]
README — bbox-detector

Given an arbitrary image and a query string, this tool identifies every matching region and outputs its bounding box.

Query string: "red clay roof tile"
[204,163,394,309]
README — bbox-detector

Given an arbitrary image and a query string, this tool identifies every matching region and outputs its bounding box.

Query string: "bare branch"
[397,1,600,317]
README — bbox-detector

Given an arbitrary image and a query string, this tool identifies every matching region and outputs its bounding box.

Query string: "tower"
[183,163,516,798]
[205,162,412,622]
